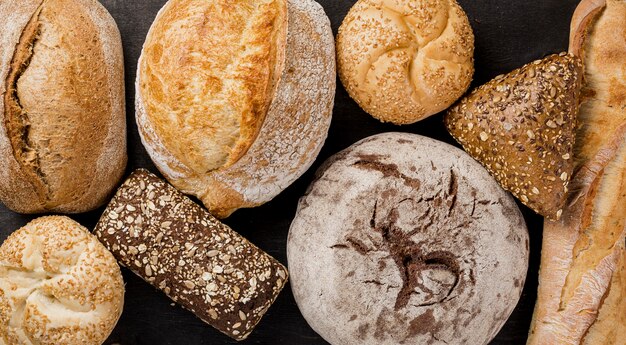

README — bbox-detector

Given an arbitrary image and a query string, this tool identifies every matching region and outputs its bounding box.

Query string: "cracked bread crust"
[0,0,127,214]
[288,133,529,345]
[0,216,124,345]
[137,0,335,218]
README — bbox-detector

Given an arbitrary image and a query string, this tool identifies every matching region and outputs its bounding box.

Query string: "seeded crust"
[337,0,475,125]
[0,0,126,214]
[445,53,583,220]
[0,216,125,345]
[94,170,288,341]
[288,133,529,345]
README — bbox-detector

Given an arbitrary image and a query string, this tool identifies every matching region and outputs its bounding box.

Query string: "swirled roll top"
[337,0,475,125]
[0,216,124,345]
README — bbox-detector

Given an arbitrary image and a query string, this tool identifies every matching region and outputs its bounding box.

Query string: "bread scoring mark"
[372,201,460,310]
[353,158,421,190]
[3,2,48,199]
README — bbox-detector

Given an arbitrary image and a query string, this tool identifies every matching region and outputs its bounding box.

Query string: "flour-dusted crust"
[337,0,474,125]
[0,216,124,345]
[136,0,335,218]
[288,133,529,345]
[0,0,126,214]
[528,1,626,343]
[0,0,43,213]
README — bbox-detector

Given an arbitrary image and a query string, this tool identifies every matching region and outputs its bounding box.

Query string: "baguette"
[528,1,626,343]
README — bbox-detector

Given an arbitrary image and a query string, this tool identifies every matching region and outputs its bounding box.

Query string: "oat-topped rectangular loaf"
[94,169,288,340]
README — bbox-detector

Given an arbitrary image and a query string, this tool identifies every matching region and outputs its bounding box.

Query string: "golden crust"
[0,216,124,345]
[139,0,288,173]
[0,0,127,214]
[529,1,626,343]
[337,0,474,125]
[137,0,336,218]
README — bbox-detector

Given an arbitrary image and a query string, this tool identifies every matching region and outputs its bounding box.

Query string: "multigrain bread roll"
[445,53,583,220]
[0,0,126,214]
[136,0,335,218]
[288,133,529,345]
[0,216,124,345]
[528,1,626,344]
[337,0,475,125]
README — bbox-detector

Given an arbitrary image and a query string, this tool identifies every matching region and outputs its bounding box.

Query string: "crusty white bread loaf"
[136,0,335,218]
[528,1,626,344]
[0,0,126,214]
[0,216,124,345]
[337,0,474,125]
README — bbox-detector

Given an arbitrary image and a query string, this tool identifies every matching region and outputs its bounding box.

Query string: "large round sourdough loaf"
[0,216,124,345]
[136,0,335,218]
[288,133,529,345]
[0,0,126,214]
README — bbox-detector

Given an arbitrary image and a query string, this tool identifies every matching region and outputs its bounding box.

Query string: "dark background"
[0,0,581,344]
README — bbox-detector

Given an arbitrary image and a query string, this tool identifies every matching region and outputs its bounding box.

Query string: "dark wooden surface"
[0,0,581,344]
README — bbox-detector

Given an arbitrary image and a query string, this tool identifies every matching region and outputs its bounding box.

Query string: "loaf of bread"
[528,1,626,343]
[446,53,583,220]
[94,170,288,341]
[0,0,126,214]
[136,0,335,218]
[0,216,124,345]
[288,133,529,345]
[337,0,475,125]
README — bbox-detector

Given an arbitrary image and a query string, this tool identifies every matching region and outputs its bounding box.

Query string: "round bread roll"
[0,0,126,214]
[136,0,335,218]
[0,216,124,345]
[337,0,475,125]
[288,133,529,345]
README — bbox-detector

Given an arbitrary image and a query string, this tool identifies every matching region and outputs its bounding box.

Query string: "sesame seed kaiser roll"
[0,216,124,345]
[445,53,583,220]
[337,0,475,125]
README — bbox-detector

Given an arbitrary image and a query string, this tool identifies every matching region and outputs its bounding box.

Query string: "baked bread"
[445,53,583,220]
[136,0,335,218]
[337,0,474,125]
[95,170,288,341]
[528,1,626,344]
[0,0,126,214]
[0,216,124,345]
[288,133,529,345]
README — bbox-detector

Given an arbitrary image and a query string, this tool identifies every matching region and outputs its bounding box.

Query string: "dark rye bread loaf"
[94,170,288,341]
[288,133,529,345]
